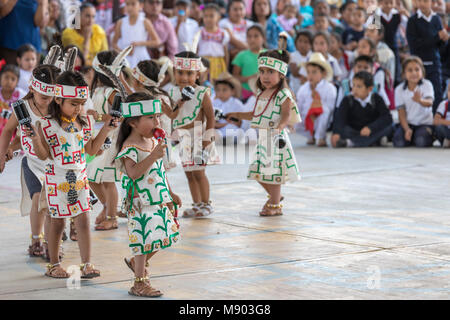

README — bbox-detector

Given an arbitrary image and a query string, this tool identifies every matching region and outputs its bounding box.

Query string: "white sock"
[346,139,354,147]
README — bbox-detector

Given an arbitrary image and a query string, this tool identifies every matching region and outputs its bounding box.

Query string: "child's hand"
[412,90,422,103]
[202,139,212,149]
[96,149,104,156]
[5,147,13,162]
[360,126,371,137]
[404,128,413,141]
[87,109,101,121]
[0,155,5,173]
[102,114,121,129]
[152,139,166,160]
[22,124,37,139]
[170,192,182,208]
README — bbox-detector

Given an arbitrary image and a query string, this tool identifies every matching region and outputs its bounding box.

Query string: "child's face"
[175,68,198,88]
[176,4,189,17]
[58,98,87,118]
[313,36,328,55]
[352,9,366,27]
[295,35,311,55]
[363,0,377,10]
[0,71,19,92]
[416,0,432,14]
[330,7,339,18]
[306,64,325,85]
[49,0,61,20]
[134,114,162,138]
[380,0,395,13]
[199,70,209,83]
[354,61,373,74]
[342,3,356,23]
[131,77,145,92]
[254,0,270,17]
[247,28,264,51]
[352,78,373,100]
[229,1,245,22]
[17,51,37,71]
[329,36,340,52]
[315,2,329,15]
[259,67,282,89]
[33,91,53,107]
[315,16,329,31]
[125,0,143,16]
[144,0,163,16]
[357,39,373,57]
[284,6,297,19]
[404,61,424,84]
[364,27,381,43]
[215,83,233,101]
[203,8,220,28]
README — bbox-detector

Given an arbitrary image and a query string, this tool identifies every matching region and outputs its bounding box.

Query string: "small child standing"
[16,44,38,93]
[393,56,435,147]
[342,6,366,51]
[116,92,181,297]
[296,52,337,147]
[166,51,220,217]
[112,0,161,68]
[433,83,450,147]
[289,30,312,95]
[224,49,302,216]
[24,70,119,278]
[331,71,393,148]
[197,3,230,81]
[0,65,26,136]
[276,4,299,37]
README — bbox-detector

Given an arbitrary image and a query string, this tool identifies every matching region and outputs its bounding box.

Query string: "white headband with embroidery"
[29,75,55,96]
[54,84,89,99]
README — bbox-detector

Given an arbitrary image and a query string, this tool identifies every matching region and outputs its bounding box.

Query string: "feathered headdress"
[92,46,132,77]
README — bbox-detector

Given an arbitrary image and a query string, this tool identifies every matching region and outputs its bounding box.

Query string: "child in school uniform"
[433,83,450,146]
[296,52,337,147]
[289,30,312,96]
[331,71,393,148]
[365,25,396,83]
[165,51,221,217]
[197,3,230,81]
[342,6,366,51]
[406,0,449,112]
[393,56,435,147]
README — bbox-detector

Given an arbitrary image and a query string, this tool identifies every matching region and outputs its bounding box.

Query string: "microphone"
[181,86,195,101]
[153,127,170,163]
[12,100,34,137]
[214,109,239,123]
[109,95,122,127]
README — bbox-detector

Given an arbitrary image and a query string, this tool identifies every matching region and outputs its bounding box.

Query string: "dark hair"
[354,55,374,66]
[80,66,94,74]
[353,71,374,88]
[136,60,174,107]
[306,62,326,73]
[256,49,290,91]
[401,55,426,79]
[48,71,88,127]
[63,45,85,69]
[17,44,37,59]
[0,64,20,80]
[251,0,271,22]
[116,91,156,156]
[295,29,313,44]
[358,37,376,58]
[203,2,221,13]
[227,0,245,12]
[340,0,356,13]
[215,80,234,90]
[23,64,61,100]
[329,32,342,44]
[80,1,95,12]
[313,31,330,46]
[201,57,210,69]
[91,50,118,96]
[314,0,328,9]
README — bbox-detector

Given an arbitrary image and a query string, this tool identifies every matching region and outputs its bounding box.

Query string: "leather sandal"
[95,207,106,225]
[80,263,100,279]
[124,257,149,277]
[128,277,163,298]
[95,216,118,231]
[45,263,69,278]
[28,234,44,257]
[259,203,283,216]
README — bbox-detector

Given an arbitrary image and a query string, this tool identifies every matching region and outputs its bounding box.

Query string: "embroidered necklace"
[61,115,78,133]
[252,89,279,118]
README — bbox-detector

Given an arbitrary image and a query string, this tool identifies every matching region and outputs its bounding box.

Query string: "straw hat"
[302,52,333,81]
[213,72,242,98]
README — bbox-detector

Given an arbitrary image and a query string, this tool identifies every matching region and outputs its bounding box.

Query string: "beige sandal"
[45,263,69,278]
[28,233,44,257]
[95,216,118,231]
[128,277,163,298]
[80,263,100,279]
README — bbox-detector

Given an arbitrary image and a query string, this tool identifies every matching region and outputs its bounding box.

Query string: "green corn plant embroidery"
[154,207,169,237]
[132,213,153,244]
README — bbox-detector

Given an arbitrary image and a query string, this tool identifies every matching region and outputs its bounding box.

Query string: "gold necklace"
[61,115,77,123]
[61,115,78,133]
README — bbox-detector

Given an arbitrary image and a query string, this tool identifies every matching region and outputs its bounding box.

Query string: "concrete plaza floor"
[1,133,450,300]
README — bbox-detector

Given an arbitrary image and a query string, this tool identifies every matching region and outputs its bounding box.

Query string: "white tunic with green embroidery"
[169,85,221,171]
[116,144,180,256]
[248,88,302,185]
[87,87,121,183]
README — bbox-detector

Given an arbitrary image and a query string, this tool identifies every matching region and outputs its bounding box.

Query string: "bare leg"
[90,182,107,224]
[30,193,45,246]
[185,171,202,203]
[193,170,210,203]
[73,212,91,263]
[134,255,147,278]
[94,182,119,230]
[48,218,65,265]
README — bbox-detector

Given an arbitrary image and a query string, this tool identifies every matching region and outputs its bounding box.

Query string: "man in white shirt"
[169,0,200,52]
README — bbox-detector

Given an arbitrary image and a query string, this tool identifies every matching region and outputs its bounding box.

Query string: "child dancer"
[297,52,337,147]
[16,44,38,93]
[116,91,181,297]
[166,51,220,217]
[225,48,302,216]
[88,48,132,230]
[112,0,161,68]
[131,59,177,170]
[0,54,61,259]
[393,56,435,147]
[197,3,230,81]
[23,70,119,278]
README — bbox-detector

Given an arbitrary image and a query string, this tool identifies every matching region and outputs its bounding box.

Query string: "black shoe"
[336,139,347,148]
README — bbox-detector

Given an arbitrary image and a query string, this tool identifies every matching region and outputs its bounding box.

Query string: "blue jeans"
[393,124,434,147]
[340,124,393,147]
[434,125,450,145]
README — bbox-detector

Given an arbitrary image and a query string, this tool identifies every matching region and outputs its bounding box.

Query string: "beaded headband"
[54,84,89,99]
[131,66,157,87]
[121,99,162,118]
[29,75,55,96]
[174,57,202,71]
[258,56,288,76]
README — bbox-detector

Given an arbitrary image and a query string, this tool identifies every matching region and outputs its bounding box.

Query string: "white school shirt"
[289,50,311,96]
[169,16,200,53]
[18,69,32,92]
[219,18,253,50]
[436,100,450,128]
[197,28,230,58]
[296,79,337,117]
[300,54,343,81]
[213,96,246,137]
[395,79,434,126]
